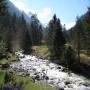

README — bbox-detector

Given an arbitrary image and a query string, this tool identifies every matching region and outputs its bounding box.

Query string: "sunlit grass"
[32,45,50,59]
[80,53,90,65]
[0,54,17,64]
[0,71,56,90]
[0,70,5,86]
[16,76,55,90]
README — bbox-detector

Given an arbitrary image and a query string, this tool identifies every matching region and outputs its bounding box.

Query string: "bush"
[64,45,76,68]
[4,72,14,84]
[2,63,10,69]
[0,52,8,59]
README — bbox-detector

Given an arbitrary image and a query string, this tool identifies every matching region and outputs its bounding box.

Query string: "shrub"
[64,45,76,68]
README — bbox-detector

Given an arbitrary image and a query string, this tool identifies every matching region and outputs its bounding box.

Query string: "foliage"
[22,29,32,54]
[46,14,66,60]
[0,53,16,64]
[0,0,7,16]
[0,7,43,53]
[0,71,56,90]
[4,71,14,84]
[64,45,76,68]
[0,71,5,86]
[30,15,43,45]
[0,40,7,52]
[68,8,90,55]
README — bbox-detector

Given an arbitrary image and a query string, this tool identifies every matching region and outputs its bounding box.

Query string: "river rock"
[58,87,64,90]
[65,81,71,85]
[35,75,40,80]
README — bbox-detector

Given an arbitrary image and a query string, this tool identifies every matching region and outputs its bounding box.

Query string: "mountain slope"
[67,8,90,52]
[6,0,32,24]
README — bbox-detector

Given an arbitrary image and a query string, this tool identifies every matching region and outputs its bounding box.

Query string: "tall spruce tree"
[85,7,90,54]
[76,16,81,63]
[0,0,7,16]
[22,30,32,54]
[6,28,13,52]
[47,14,66,60]
[20,13,32,54]
[53,18,66,59]
[30,15,43,45]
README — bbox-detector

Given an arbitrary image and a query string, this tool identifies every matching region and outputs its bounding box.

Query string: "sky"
[10,0,89,29]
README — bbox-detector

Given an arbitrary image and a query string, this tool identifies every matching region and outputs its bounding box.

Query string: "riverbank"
[0,53,56,90]
[32,45,50,59]
[0,70,56,90]
[10,52,90,90]
[32,45,90,78]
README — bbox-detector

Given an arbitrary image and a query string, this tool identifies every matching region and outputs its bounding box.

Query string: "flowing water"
[10,51,90,90]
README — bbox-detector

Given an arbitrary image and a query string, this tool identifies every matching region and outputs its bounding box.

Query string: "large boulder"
[35,75,40,80]
[2,63,10,69]
[0,52,8,59]
[65,81,71,85]
[58,87,64,90]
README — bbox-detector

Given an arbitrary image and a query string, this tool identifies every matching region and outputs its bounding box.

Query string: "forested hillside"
[0,0,43,54]
[68,8,90,54]
[0,0,90,90]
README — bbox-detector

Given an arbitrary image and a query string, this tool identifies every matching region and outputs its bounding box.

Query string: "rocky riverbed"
[10,51,90,90]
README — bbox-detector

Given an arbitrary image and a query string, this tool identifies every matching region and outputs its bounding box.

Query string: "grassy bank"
[0,70,5,86]
[0,70,56,90]
[0,53,17,64]
[32,45,90,65]
[0,52,56,90]
[16,76,55,90]
[80,53,90,66]
[32,45,50,59]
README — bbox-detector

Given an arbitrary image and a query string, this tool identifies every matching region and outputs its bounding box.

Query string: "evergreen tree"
[64,46,76,68]
[76,16,81,63]
[53,19,66,59]
[20,13,32,54]
[47,14,66,60]
[4,72,14,84]
[30,15,43,45]
[22,30,32,54]
[5,28,13,52]
[85,7,90,54]
[0,0,7,16]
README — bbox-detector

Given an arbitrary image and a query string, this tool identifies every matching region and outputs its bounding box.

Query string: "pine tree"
[30,15,43,45]
[22,30,32,54]
[0,0,7,16]
[64,46,75,68]
[76,16,81,63]
[6,28,13,52]
[19,13,32,54]
[54,19,66,59]
[47,14,66,60]
[85,7,90,54]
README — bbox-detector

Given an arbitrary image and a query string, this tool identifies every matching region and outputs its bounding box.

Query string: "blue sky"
[10,0,89,29]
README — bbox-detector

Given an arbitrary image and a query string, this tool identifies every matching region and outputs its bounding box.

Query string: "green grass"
[0,71,5,86]
[0,48,55,90]
[32,45,50,59]
[80,53,90,65]
[15,76,56,90]
[0,54,17,64]
[0,71,56,90]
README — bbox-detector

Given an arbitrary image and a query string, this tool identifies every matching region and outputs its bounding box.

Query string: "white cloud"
[9,0,35,14]
[66,22,76,29]
[10,0,25,10]
[9,0,76,29]
[37,8,53,25]
[62,22,76,30]
[9,0,52,24]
